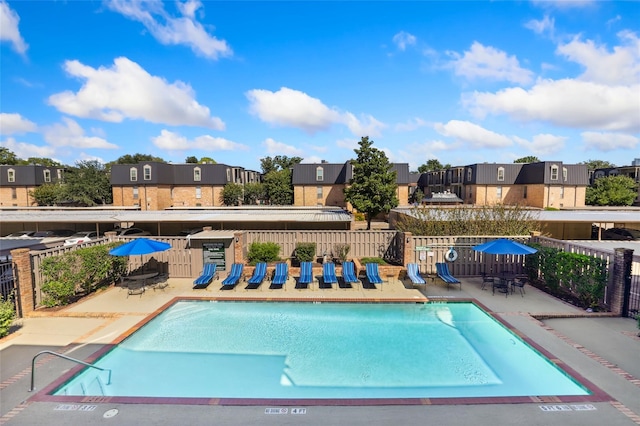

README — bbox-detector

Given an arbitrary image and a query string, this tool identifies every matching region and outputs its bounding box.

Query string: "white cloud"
[105,0,231,59]
[395,117,428,132]
[581,131,639,152]
[262,137,304,157]
[524,15,555,37]
[465,78,640,132]
[246,87,384,137]
[43,117,118,149]
[392,31,416,51]
[513,133,567,155]
[0,0,28,55]
[48,57,224,129]
[151,129,248,151]
[446,41,534,85]
[556,31,640,85]
[0,137,56,159]
[434,120,512,148]
[0,113,37,135]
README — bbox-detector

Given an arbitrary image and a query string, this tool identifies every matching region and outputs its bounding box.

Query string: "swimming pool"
[52,300,591,401]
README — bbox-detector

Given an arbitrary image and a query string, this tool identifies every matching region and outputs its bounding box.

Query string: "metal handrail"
[29,350,112,392]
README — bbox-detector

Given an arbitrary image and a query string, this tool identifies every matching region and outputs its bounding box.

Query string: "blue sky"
[1,1,638,172]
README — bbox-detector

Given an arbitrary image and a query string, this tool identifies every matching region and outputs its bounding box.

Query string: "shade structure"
[109,238,171,256]
[472,238,537,255]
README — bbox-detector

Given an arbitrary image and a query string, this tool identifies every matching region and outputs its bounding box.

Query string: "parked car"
[602,227,640,241]
[179,227,204,236]
[115,228,151,237]
[34,229,75,238]
[64,231,99,246]
[4,231,37,238]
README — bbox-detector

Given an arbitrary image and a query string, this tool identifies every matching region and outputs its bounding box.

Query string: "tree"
[220,183,243,206]
[113,153,165,164]
[199,156,216,164]
[30,183,65,206]
[586,175,638,206]
[514,156,540,163]
[63,160,112,206]
[344,136,398,230]
[185,156,198,163]
[243,182,265,205]
[259,155,302,204]
[417,159,451,173]
[0,147,19,165]
[580,159,616,170]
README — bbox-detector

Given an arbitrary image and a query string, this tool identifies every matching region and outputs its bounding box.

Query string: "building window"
[226,168,231,182]
[496,186,503,199]
[523,186,527,199]
[11,188,17,199]
[560,186,565,199]
[467,168,472,182]
[132,186,139,199]
[550,165,559,180]
[468,188,472,199]
[7,169,15,183]
[57,169,63,180]
[130,167,138,181]
[316,166,324,181]
[497,167,505,181]
[316,186,323,199]
[43,169,51,182]
[143,165,151,180]
[563,167,568,181]
[170,187,175,199]
[194,167,201,182]
[196,186,202,199]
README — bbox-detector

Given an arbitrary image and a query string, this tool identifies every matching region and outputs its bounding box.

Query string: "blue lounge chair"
[340,261,359,288]
[193,263,218,289]
[321,262,338,289]
[436,262,461,290]
[221,263,244,290]
[270,262,288,289]
[296,261,314,289]
[407,263,426,285]
[245,262,267,289]
[365,262,384,288]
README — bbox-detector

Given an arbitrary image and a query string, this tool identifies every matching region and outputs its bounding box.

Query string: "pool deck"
[1,275,639,425]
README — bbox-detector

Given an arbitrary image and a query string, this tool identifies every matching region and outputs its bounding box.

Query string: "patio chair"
[221,263,244,290]
[340,261,360,288]
[321,262,338,289]
[365,262,384,288]
[436,262,461,290]
[511,276,527,297]
[407,263,426,285]
[296,261,314,289]
[269,262,289,289]
[245,262,267,290]
[192,263,218,289]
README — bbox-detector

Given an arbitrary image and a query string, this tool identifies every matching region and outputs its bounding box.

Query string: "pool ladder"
[29,350,112,392]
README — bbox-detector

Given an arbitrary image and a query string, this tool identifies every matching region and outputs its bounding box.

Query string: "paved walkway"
[1,275,639,425]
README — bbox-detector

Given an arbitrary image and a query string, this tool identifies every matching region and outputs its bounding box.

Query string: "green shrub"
[360,257,386,265]
[247,241,280,264]
[334,243,350,263]
[295,242,317,262]
[41,280,76,307]
[0,298,16,338]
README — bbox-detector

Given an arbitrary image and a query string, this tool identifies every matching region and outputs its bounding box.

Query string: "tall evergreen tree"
[344,136,398,230]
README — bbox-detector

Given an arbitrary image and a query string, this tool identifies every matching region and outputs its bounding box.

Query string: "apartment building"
[0,165,65,207]
[292,162,411,208]
[418,161,589,208]
[111,162,261,210]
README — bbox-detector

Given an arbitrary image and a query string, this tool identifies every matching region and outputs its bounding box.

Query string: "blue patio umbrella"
[472,238,537,255]
[109,238,171,256]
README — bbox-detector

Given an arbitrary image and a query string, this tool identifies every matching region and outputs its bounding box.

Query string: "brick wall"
[0,186,36,207]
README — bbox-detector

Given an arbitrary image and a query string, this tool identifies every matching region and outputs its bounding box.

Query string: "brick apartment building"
[417,161,589,209]
[591,158,640,206]
[0,165,65,207]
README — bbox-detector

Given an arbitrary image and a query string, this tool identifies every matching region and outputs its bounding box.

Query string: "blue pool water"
[54,301,589,399]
